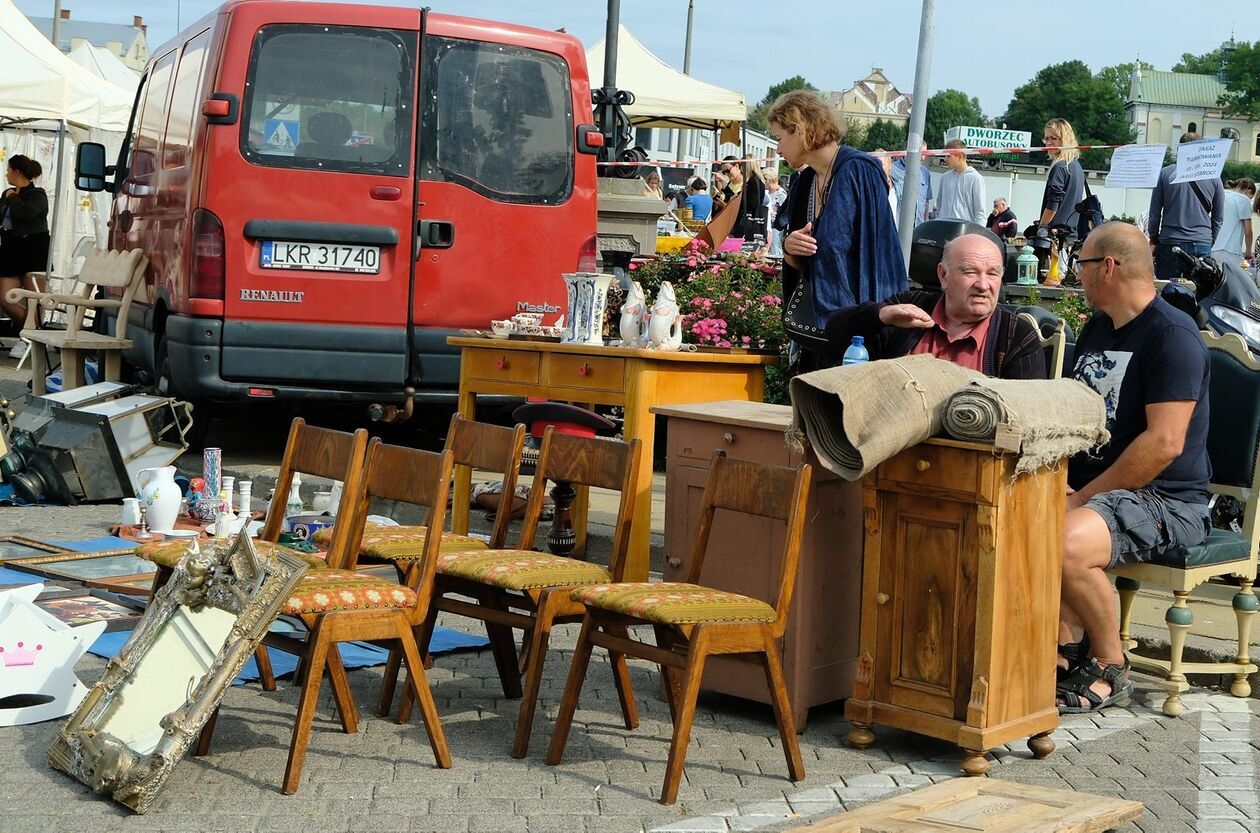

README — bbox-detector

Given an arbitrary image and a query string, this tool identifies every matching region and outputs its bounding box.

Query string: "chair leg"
[1163,590,1193,718]
[194,706,220,757]
[653,625,680,723]
[389,600,440,721]
[417,600,439,669]
[484,592,523,700]
[378,647,403,718]
[512,592,559,758]
[607,624,639,730]
[30,342,48,395]
[1116,576,1140,651]
[1232,579,1257,697]
[396,613,451,768]
[760,632,805,782]
[255,646,277,692]
[326,646,360,735]
[545,614,598,766]
[283,618,333,794]
[660,629,709,806]
[103,350,122,382]
[63,349,85,390]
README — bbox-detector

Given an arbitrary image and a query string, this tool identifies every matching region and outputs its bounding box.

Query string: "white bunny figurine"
[619,281,647,347]
[647,280,683,351]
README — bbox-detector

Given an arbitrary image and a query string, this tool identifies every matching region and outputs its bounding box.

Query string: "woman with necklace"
[768,91,906,368]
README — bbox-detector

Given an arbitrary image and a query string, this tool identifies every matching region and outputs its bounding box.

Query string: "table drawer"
[880,443,985,497]
[464,349,540,385]
[668,419,792,466]
[546,354,625,393]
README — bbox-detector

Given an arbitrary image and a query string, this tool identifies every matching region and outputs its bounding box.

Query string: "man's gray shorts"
[1085,488,1211,569]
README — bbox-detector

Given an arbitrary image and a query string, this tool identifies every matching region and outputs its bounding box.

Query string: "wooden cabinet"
[845,438,1065,774]
[653,401,864,728]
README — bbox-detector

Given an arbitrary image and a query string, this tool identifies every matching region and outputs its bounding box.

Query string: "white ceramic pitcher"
[137,465,181,532]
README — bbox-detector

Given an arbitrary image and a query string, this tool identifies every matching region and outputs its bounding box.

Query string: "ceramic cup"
[120,497,142,526]
[311,491,333,513]
[490,319,515,336]
[512,313,543,326]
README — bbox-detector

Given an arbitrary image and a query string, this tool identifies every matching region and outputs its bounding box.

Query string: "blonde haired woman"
[1037,118,1085,238]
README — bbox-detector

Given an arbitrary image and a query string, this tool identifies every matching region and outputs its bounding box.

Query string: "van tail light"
[577,232,598,272]
[190,208,226,301]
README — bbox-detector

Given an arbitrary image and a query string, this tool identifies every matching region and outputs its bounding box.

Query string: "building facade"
[1127,63,1259,164]
[828,69,911,130]
[29,9,150,71]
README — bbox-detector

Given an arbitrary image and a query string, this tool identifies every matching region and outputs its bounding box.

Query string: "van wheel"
[155,337,213,451]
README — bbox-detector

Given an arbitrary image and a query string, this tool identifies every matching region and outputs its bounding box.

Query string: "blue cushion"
[1154,527,1250,569]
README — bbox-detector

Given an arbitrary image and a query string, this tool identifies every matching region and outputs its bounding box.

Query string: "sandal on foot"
[1056,658,1132,714]
[1056,634,1091,683]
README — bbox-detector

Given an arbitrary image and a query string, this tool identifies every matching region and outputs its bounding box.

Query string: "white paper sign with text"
[1105,145,1167,188]
[1172,138,1233,184]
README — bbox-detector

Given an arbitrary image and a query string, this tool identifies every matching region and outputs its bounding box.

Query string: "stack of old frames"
[0,537,155,629]
[48,533,309,812]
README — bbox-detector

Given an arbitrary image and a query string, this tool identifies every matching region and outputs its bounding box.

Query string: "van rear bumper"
[165,315,459,403]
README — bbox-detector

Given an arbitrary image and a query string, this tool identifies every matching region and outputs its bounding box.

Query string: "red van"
[76,1,599,430]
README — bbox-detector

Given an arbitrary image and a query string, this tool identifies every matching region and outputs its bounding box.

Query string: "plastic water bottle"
[842,335,869,366]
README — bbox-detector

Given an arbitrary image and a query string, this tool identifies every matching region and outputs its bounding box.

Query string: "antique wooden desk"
[845,437,1066,775]
[447,337,775,581]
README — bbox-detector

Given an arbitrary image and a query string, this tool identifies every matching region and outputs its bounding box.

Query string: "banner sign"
[944,126,1033,151]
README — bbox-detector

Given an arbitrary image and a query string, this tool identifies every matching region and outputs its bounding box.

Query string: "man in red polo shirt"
[824,233,1047,379]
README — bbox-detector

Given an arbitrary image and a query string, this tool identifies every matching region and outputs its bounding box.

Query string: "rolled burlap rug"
[942,378,1109,475]
[788,354,983,480]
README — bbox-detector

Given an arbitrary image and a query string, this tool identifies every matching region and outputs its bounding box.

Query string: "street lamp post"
[897,0,937,261]
[675,0,696,163]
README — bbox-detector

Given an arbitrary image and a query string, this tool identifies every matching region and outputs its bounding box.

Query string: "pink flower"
[629,262,638,271]
[709,265,722,275]
[741,336,751,344]
[686,257,698,267]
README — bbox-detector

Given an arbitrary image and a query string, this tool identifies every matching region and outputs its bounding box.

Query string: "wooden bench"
[5,248,147,394]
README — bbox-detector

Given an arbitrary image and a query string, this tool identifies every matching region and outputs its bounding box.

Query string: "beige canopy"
[586,25,746,132]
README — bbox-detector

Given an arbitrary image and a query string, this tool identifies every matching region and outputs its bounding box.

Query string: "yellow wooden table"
[447,336,776,581]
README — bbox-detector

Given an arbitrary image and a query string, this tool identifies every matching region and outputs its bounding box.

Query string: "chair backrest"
[71,248,147,336]
[1203,331,1260,563]
[262,418,370,564]
[515,427,641,579]
[444,414,526,546]
[687,451,812,635]
[1016,311,1067,378]
[344,440,454,612]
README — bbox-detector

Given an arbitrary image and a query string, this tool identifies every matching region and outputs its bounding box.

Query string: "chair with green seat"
[1114,331,1260,717]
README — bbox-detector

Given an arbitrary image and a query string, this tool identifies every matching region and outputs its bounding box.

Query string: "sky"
[13,0,1259,119]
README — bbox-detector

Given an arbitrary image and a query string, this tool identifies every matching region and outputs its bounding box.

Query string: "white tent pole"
[44,118,66,280]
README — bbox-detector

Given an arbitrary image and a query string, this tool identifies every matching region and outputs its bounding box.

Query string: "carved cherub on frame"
[48,534,309,813]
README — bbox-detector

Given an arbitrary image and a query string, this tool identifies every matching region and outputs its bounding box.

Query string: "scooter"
[1162,247,1260,357]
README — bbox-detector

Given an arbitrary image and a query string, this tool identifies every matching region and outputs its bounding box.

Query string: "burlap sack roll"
[942,378,1110,474]
[788,355,983,480]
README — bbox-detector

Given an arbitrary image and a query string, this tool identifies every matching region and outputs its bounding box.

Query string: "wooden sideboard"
[653,401,864,728]
[845,437,1065,774]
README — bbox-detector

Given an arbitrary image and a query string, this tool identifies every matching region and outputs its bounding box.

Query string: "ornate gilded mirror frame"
[48,534,309,812]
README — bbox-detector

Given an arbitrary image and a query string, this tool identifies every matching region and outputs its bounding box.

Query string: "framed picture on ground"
[36,594,142,631]
[5,552,154,584]
[0,537,72,562]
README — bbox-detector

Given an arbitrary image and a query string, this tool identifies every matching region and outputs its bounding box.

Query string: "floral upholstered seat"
[282,569,416,615]
[312,523,488,561]
[571,582,777,626]
[136,538,327,570]
[437,550,611,592]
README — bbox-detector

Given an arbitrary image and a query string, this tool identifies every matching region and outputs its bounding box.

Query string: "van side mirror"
[76,142,109,192]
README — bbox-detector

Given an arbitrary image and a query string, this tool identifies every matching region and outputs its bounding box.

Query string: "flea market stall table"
[447,336,775,581]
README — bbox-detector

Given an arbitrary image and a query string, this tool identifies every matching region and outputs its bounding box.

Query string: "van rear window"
[419,36,574,205]
[241,25,415,176]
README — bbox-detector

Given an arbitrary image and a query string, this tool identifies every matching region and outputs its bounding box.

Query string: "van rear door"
[212,16,421,390]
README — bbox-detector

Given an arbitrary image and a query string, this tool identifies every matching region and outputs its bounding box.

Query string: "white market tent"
[69,42,141,97]
[586,25,746,132]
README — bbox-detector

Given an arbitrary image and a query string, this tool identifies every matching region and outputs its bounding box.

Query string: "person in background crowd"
[711,167,731,213]
[824,233,1045,379]
[1056,222,1211,713]
[1253,189,1260,284]
[1211,177,1255,267]
[891,153,932,229]
[765,170,788,256]
[873,150,899,231]
[1038,118,1086,270]
[723,155,767,241]
[643,170,664,201]
[936,140,987,225]
[768,90,906,369]
[987,197,1019,239]
[684,177,713,223]
[1148,132,1224,280]
[0,155,50,326]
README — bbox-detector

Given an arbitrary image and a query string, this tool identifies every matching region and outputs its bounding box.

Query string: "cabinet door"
[874,492,977,720]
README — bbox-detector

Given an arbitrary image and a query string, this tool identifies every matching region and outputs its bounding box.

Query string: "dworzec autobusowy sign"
[943,126,1032,151]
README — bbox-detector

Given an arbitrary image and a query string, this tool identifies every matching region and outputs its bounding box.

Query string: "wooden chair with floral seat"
[388,426,642,758]
[200,439,457,794]
[138,418,370,699]
[546,450,812,805]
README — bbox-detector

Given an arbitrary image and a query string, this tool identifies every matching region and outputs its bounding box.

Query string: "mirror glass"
[75,142,108,192]
[96,605,235,755]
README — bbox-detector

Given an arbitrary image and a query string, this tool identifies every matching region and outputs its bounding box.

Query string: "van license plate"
[260,241,380,274]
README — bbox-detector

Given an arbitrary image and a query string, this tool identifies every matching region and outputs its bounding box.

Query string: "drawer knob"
[723,432,736,444]
[666,557,682,568]
[915,459,931,472]
[496,356,510,370]
[876,592,890,605]
[578,362,591,377]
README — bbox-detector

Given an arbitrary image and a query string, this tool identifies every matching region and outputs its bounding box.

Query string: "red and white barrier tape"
[596,143,1158,168]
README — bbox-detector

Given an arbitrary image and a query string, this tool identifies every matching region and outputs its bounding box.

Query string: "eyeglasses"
[1042,135,1061,141]
[1077,257,1119,267]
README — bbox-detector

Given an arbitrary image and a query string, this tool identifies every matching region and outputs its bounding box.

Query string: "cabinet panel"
[463,349,540,385]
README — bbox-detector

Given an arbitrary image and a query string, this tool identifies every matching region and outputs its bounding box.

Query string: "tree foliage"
[748,75,817,131]
[1219,42,1260,120]
[1173,46,1228,74]
[857,119,908,152]
[1000,60,1135,170]
[1095,61,1155,103]
[923,89,985,149]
